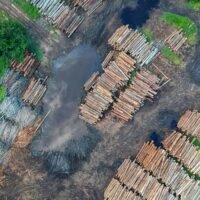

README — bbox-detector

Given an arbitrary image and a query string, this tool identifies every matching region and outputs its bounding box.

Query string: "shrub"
[0,13,43,76]
[162,47,182,65]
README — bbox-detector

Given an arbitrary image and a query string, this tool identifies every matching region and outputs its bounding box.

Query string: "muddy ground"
[2,0,200,199]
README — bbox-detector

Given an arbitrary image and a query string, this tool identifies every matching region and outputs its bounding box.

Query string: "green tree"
[0,19,30,76]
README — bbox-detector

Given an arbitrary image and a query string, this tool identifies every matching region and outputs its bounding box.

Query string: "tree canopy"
[0,18,31,76]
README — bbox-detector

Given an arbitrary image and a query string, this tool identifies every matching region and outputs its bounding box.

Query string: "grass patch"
[161,12,198,45]
[189,135,200,149]
[0,85,7,102]
[162,47,182,65]
[186,0,200,10]
[127,71,137,86]
[140,28,154,42]
[12,0,40,20]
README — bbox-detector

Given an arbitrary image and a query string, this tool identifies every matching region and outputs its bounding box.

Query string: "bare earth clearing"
[1,0,200,199]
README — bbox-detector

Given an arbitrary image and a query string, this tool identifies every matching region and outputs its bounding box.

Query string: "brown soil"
[2,0,200,199]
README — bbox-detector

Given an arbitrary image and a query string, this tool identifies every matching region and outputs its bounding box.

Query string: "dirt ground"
[2,0,200,199]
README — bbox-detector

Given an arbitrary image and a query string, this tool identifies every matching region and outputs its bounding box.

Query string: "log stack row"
[74,0,103,15]
[104,179,143,200]
[178,110,200,139]
[136,141,200,199]
[30,0,84,37]
[22,77,47,106]
[164,29,187,52]
[111,68,160,121]
[84,71,99,92]
[104,111,200,200]
[115,159,177,200]
[79,85,113,124]
[102,51,115,69]
[162,131,200,176]
[11,53,39,78]
[108,25,159,66]
[80,52,136,124]
[99,52,136,92]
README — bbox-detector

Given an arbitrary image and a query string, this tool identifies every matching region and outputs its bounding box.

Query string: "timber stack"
[162,131,200,176]
[102,51,115,69]
[11,53,39,78]
[111,68,160,121]
[104,111,200,200]
[84,71,99,92]
[22,77,47,106]
[177,110,200,139]
[114,159,177,200]
[80,52,136,124]
[79,86,113,124]
[108,25,159,67]
[136,141,200,199]
[104,179,143,200]
[74,0,103,15]
[164,29,187,52]
[30,0,84,37]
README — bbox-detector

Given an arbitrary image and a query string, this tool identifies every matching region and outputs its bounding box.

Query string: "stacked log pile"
[178,110,200,139]
[136,141,200,199]
[79,87,113,124]
[84,71,99,91]
[115,159,177,200]
[100,52,136,92]
[30,0,84,37]
[104,179,143,200]
[74,0,103,15]
[108,25,159,66]
[80,52,136,124]
[111,68,160,121]
[22,77,47,106]
[164,29,187,52]
[102,51,115,69]
[162,131,200,176]
[11,53,39,78]
[104,111,200,200]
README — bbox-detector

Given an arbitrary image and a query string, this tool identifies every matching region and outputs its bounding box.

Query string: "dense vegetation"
[12,0,40,20]
[0,11,42,77]
[161,12,198,45]
[186,0,200,10]
[162,47,182,66]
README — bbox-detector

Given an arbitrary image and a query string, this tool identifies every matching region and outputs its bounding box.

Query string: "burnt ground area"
[2,0,200,199]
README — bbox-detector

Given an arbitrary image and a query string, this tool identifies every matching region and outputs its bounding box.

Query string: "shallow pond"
[121,0,160,28]
[32,44,102,173]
